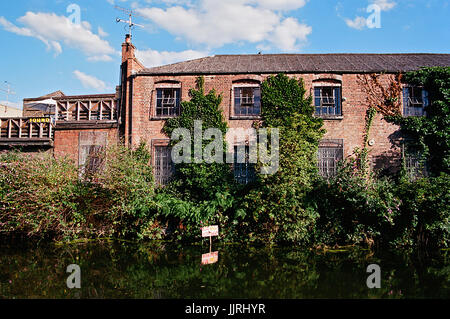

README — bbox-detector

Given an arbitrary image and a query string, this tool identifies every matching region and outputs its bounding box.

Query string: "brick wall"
[53,127,118,166]
[126,72,403,173]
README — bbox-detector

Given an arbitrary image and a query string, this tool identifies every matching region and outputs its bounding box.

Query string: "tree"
[241,74,325,244]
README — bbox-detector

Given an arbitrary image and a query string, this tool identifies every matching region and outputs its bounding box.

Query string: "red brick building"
[117,35,450,182]
[3,35,449,182]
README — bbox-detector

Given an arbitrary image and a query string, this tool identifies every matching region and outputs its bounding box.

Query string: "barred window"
[234,86,261,117]
[233,145,256,184]
[156,88,181,117]
[314,86,342,117]
[318,139,344,178]
[403,144,427,180]
[403,86,428,117]
[154,146,175,186]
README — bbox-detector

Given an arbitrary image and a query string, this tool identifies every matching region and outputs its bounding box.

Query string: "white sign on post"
[201,225,219,237]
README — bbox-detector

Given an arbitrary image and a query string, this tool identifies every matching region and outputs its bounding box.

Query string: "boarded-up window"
[78,131,107,178]
[85,145,105,175]
[154,146,175,185]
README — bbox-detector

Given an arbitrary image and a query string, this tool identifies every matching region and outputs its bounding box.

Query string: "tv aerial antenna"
[0,81,16,103]
[115,5,144,38]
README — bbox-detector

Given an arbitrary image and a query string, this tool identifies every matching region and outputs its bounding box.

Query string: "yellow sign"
[30,118,50,123]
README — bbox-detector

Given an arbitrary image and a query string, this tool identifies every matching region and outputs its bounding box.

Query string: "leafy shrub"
[0,143,158,241]
[392,173,450,248]
[90,142,157,239]
[0,152,81,239]
[312,159,401,247]
[163,76,234,203]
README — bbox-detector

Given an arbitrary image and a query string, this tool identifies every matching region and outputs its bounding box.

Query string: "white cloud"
[0,12,117,61]
[98,26,109,37]
[73,70,111,92]
[341,0,396,30]
[371,0,396,11]
[251,0,308,11]
[269,17,311,51]
[137,0,312,52]
[136,48,207,67]
[345,16,367,30]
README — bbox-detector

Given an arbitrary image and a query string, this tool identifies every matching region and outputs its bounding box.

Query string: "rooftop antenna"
[115,5,144,39]
[0,81,16,103]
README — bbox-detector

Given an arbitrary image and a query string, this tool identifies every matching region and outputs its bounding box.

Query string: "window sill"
[316,115,343,120]
[150,116,179,121]
[402,114,425,118]
[229,116,262,120]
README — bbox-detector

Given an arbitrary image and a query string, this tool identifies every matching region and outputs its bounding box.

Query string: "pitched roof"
[53,93,116,100]
[23,90,65,102]
[138,53,450,75]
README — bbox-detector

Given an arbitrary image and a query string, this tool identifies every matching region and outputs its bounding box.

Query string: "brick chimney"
[119,34,144,148]
[121,34,135,64]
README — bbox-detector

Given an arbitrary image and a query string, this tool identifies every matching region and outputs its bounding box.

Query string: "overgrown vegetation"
[0,145,159,241]
[1,69,448,250]
[239,74,325,244]
[385,67,450,176]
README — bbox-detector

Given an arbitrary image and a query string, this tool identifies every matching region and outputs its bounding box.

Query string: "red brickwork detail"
[53,128,118,166]
[126,73,402,172]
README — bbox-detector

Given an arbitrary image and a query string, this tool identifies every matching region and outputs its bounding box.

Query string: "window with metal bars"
[403,86,428,117]
[234,86,261,117]
[233,145,256,184]
[314,86,342,117]
[402,144,427,180]
[318,139,344,178]
[156,88,181,117]
[154,146,175,186]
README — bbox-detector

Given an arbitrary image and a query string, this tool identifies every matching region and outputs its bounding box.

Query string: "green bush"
[0,143,158,241]
[392,173,450,248]
[0,152,81,239]
[159,76,238,239]
[163,76,234,203]
[312,159,401,247]
[91,142,158,239]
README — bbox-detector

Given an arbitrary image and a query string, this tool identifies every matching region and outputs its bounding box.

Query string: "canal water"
[0,241,448,299]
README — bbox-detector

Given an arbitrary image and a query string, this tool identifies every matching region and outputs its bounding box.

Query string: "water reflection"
[0,242,448,299]
[202,251,219,265]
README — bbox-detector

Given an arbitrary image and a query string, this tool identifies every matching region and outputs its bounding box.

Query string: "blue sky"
[0,0,448,109]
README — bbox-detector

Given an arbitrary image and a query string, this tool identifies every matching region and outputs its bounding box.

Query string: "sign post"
[201,225,218,250]
[201,225,219,265]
